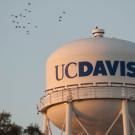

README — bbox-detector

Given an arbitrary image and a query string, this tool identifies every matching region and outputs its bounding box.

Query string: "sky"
[0,0,135,134]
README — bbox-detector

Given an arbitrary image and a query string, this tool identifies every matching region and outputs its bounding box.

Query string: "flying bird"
[58,19,62,22]
[59,16,62,18]
[62,11,66,14]
[26,31,30,35]
[19,13,22,17]
[27,2,31,5]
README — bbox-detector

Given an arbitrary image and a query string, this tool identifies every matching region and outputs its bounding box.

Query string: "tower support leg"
[66,101,72,135]
[43,113,49,135]
[122,100,130,135]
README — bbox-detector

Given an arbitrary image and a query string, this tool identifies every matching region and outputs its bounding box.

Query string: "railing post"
[62,89,63,102]
[50,94,51,105]
[77,87,79,99]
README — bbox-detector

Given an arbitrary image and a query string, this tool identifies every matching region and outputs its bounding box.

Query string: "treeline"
[0,111,43,135]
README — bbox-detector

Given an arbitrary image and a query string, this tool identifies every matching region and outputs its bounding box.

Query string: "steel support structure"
[43,113,49,135]
[73,112,90,135]
[105,111,122,135]
[122,100,130,135]
[66,100,72,135]
[60,119,65,135]
[129,116,135,132]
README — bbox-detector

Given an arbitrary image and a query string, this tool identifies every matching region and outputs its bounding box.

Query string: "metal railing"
[39,82,135,111]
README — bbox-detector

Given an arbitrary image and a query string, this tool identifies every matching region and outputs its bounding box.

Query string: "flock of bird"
[11,1,66,35]
[11,2,37,35]
[58,11,66,22]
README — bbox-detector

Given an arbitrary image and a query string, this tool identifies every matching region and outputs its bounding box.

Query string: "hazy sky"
[0,0,135,134]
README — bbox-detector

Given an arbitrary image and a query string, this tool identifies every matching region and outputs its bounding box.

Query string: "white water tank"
[39,27,135,135]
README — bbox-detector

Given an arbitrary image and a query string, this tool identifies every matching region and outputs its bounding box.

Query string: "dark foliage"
[23,123,42,135]
[0,111,42,135]
[0,111,22,135]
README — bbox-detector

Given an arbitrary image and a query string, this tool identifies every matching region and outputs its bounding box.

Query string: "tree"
[0,111,11,134]
[23,123,42,135]
[0,111,22,135]
[7,123,22,135]
[0,111,43,135]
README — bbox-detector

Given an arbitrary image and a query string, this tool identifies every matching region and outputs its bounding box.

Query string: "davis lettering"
[55,60,135,81]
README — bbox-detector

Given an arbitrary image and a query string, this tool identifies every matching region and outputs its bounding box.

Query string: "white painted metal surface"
[46,37,135,90]
[92,26,105,37]
[39,83,135,111]
[66,101,72,135]
[39,28,135,135]
[122,100,130,135]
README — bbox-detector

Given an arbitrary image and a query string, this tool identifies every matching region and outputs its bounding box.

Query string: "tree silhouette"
[0,111,22,135]
[8,123,22,135]
[23,123,42,135]
[0,111,42,135]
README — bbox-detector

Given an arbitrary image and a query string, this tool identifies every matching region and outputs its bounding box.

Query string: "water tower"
[38,27,135,135]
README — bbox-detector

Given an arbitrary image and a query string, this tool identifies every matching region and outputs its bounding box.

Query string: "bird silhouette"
[59,16,62,18]
[28,2,31,5]
[62,11,66,14]
[35,25,38,28]
[59,19,62,22]
[19,13,22,17]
